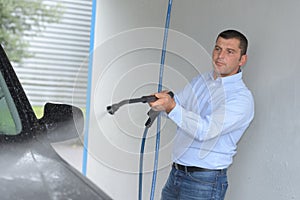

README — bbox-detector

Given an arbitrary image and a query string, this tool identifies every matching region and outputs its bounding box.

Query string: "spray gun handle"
[145,91,174,128]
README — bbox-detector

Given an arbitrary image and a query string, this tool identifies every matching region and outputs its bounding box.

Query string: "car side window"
[0,72,22,135]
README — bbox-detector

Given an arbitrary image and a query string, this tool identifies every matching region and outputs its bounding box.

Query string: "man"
[150,29,254,200]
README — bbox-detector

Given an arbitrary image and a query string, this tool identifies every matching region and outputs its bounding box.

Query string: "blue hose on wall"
[107,1,174,199]
[138,0,174,200]
[151,0,173,199]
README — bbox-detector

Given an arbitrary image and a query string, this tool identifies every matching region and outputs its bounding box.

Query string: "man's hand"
[149,91,176,114]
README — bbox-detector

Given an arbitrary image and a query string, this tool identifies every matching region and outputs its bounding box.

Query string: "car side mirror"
[38,102,84,143]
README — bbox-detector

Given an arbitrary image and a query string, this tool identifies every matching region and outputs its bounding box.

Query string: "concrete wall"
[87,0,300,199]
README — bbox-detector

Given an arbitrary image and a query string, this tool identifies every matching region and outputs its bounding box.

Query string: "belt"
[172,163,221,172]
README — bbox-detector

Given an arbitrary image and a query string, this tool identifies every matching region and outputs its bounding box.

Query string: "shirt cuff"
[167,103,182,126]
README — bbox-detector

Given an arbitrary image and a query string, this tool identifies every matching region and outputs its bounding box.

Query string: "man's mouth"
[215,60,225,67]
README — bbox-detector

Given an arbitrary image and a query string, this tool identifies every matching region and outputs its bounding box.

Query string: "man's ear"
[239,54,248,66]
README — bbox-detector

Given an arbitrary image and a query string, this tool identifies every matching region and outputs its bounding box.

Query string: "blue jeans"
[161,165,228,200]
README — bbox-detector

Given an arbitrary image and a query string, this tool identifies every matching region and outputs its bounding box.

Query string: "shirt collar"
[209,70,243,84]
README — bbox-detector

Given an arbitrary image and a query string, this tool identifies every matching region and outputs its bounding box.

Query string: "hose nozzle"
[106,104,120,115]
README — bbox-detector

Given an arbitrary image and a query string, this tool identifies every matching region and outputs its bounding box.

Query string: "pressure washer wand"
[106,91,174,128]
[106,95,158,115]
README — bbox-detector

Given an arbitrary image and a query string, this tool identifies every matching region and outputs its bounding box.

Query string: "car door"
[0,45,112,200]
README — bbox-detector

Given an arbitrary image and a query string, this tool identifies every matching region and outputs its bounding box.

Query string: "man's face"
[212,37,247,78]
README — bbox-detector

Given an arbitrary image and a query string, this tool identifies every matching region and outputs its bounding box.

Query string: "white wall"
[87,0,300,199]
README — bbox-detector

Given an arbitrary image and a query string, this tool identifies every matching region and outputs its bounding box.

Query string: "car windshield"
[0,72,22,135]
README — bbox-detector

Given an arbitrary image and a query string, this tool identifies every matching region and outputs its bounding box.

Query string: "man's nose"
[218,50,226,58]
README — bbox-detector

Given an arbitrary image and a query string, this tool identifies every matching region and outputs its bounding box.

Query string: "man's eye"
[215,47,221,51]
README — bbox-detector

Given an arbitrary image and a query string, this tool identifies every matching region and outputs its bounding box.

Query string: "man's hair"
[217,30,248,55]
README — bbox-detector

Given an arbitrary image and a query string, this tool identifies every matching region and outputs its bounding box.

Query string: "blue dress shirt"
[168,70,254,169]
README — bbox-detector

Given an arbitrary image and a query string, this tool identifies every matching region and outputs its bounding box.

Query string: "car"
[0,44,112,200]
